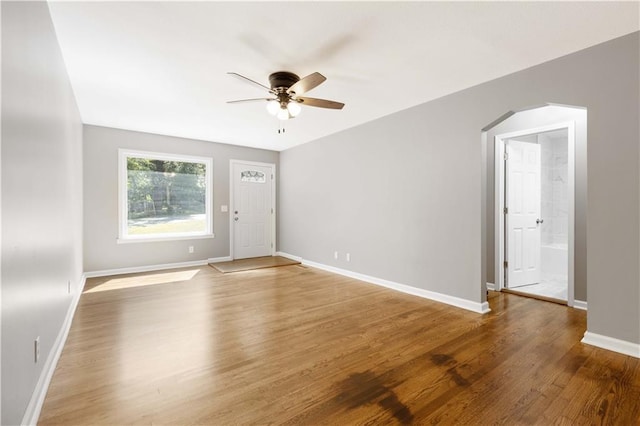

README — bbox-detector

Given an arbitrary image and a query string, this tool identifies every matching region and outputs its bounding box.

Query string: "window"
[118,149,213,242]
[240,170,266,183]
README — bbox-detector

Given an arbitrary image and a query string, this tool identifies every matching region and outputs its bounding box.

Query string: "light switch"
[221,205,228,212]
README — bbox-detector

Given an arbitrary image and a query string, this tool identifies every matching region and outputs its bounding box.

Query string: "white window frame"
[118,149,214,243]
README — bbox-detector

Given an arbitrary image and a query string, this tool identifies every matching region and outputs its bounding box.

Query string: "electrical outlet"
[346,253,351,262]
[34,337,40,363]
[188,246,194,254]
[334,251,338,260]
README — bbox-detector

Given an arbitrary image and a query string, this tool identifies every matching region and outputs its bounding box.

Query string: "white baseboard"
[582,331,640,358]
[486,282,495,291]
[22,274,87,425]
[208,256,232,263]
[84,259,211,278]
[573,300,587,310]
[275,251,302,262]
[298,258,490,314]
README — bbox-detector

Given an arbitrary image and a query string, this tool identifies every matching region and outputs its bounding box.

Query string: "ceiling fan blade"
[227,72,273,93]
[226,98,275,104]
[287,72,326,95]
[297,97,344,110]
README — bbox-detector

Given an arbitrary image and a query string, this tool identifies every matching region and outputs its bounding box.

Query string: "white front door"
[506,140,541,288]
[231,161,274,259]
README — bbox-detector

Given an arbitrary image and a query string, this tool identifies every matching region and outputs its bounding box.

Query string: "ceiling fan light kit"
[266,98,301,120]
[266,100,280,115]
[227,70,345,124]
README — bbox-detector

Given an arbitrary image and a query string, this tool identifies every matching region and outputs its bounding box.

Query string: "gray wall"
[280,87,484,303]
[1,2,84,424]
[484,106,587,301]
[279,32,640,345]
[83,125,278,272]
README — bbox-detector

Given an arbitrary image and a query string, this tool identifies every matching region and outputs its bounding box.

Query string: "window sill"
[117,233,215,244]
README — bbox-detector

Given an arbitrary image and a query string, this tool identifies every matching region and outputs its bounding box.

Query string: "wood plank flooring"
[39,265,640,425]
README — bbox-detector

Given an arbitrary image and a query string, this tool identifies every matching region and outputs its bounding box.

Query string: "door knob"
[536,218,544,224]
[234,211,238,214]
[234,217,239,221]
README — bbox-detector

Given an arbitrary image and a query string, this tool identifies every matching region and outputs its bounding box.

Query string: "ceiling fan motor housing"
[269,71,300,91]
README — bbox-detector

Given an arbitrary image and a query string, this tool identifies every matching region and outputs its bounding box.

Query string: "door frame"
[494,121,575,306]
[229,159,277,260]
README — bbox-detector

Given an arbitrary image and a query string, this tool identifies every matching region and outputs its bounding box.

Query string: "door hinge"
[271,208,274,214]
[503,261,508,269]
[271,174,274,180]
[271,243,273,248]
[504,151,509,161]
[503,207,508,215]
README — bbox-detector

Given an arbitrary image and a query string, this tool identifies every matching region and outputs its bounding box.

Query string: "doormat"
[210,256,301,273]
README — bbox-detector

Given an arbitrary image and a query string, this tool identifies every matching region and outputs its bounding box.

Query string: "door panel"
[513,228,523,272]
[506,140,541,288]
[232,162,274,259]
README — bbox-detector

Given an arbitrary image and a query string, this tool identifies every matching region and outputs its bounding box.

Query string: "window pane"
[241,170,266,183]
[127,157,207,237]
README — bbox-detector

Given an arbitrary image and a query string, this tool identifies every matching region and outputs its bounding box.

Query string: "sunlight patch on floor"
[84,269,200,293]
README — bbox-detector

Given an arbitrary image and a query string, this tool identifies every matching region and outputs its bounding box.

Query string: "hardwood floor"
[39,264,640,425]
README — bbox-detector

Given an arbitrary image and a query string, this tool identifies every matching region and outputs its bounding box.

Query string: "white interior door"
[506,139,541,288]
[232,162,274,259]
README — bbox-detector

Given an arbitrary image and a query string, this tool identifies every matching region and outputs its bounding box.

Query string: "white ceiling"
[48,1,639,152]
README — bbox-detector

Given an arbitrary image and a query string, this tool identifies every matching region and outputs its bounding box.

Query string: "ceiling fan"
[227,71,345,120]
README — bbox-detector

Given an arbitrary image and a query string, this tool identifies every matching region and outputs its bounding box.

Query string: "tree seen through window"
[125,155,209,237]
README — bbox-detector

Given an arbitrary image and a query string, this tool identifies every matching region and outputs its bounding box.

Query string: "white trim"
[486,282,496,291]
[493,121,576,308]
[117,233,215,244]
[21,274,87,426]
[208,256,232,263]
[567,123,576,307]
[117,148,214,242]
[275,251,302,262]
[494,135,505,291]
[582,331,640,358]
[229,160,277,260]
[0,4,3,412]
[573,300,587,310]
[84,259,210,278]
[298,257,490,314]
